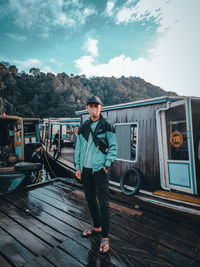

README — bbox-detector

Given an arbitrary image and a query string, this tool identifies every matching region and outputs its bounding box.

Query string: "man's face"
[86,103,102,120]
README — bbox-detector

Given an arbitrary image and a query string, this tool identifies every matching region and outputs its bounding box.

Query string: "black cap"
[87,95,102,106]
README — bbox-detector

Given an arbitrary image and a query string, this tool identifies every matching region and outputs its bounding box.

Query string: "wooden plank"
[28,192,90,231]
[154,190,200,205]
[73,188,142,216]
[113,205,200,248]
[24,256,55,267]
[3,184,196,267]
[23,189,162,266]
[43,247,84,267]
[49,180,200,243]
[47,183,200,249]
[110,209,200,262]
[60,237,135,267]
[0,197,67,246]
[5,193,142,267]
[58,237,90,266]
[0,227,35,266]
[37,185,200,266]
[28,188,180,266]
[0,211,51,256]
[0,254,12,267]
[3,193,92,250]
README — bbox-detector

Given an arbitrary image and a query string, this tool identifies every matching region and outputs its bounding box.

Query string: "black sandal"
[99,238,109,253]
[81,228,101,238]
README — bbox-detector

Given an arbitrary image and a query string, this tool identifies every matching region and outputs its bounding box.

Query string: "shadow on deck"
[0,180,200,267]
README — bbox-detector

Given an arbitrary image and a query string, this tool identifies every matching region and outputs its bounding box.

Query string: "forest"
[0,62,177,118]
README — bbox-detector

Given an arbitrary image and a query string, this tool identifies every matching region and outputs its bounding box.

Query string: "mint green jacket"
[74,115,118,173]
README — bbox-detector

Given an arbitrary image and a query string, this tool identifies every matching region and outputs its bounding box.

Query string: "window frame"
[114,122,138,163]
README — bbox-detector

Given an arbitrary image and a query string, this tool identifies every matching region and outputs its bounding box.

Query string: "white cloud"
[2,0,96,36]
[75,54,152,79]
[12,58,43,69]
[75,0,200,97]
[6,33,27,41]
[49,58,63,68]
[116,6,136,24]
[0,56,60,73]
[115,0,172,32]
[134,0,173,32]
[75,55,94,72]
[55,13,75,26]
[105,1,115,16]
[41,66,53,73]
[83,38,98,57]
[11,58,54,73]
[57,0,63,7]
[84,7,96,16]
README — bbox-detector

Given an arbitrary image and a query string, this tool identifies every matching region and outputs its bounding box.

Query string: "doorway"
[159,99,197,194]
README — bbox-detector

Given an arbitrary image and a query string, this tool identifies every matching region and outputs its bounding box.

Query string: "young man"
[75,95,118,253]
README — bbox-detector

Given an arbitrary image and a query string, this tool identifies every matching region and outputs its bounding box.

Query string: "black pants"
[82,167,110,238]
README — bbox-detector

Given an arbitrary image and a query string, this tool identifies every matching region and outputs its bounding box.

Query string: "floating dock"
[0,180,200,266]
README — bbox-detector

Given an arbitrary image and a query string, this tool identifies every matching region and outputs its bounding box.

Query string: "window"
[165,104,189,161]
[24,122,36,136]
[115,123,138,161]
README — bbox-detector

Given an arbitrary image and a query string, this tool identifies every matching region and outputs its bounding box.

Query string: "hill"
[0,62,177,118]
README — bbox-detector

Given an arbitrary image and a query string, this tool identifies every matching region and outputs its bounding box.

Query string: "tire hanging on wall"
[120,168,141,196]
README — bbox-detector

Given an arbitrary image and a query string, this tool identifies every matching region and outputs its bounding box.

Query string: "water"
[0,165,52,195]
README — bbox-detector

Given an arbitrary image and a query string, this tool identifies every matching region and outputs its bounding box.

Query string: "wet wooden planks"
[0,181,200,267]
[40,183,200,266]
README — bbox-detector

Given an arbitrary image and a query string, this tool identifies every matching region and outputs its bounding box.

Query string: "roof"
[75,96,183,116]
[0,115,40,121]
[75,95,200,116]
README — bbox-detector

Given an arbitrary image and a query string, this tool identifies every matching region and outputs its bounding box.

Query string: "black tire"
[120,168,141,196]
[14,162,42,172]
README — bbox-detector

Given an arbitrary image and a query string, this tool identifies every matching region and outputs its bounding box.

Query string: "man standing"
[75,95,118,253]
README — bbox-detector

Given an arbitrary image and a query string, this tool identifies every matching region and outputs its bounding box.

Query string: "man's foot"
[99,238,109,253]
[81,227,102,238]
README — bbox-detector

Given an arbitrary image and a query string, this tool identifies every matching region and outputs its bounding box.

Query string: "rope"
[35,169,43,183]
[42,147,57,178]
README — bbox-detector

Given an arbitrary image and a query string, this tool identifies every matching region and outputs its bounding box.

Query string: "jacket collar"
[89,113,104,124]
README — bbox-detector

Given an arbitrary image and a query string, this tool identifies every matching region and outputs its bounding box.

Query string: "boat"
[0,114,43,194]
[41,118,80,177]
[42,96,200,217]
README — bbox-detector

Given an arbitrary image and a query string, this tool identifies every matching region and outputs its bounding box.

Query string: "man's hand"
[76,169,81,180]
[103,166,108,174]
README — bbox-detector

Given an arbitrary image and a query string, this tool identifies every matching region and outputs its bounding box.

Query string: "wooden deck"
[1,180,200,267]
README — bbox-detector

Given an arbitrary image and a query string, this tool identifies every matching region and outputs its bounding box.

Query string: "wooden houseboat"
[0,114,42,193]
[75,96,200,216]
[41,118,80,176]
[42,96,200,216]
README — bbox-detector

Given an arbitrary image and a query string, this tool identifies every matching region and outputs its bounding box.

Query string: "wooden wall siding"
[104,103,167,192]
[81,102,167,191]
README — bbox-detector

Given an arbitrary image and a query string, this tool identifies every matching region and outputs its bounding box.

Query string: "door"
[159,99,197,194]
[14,120,24,160]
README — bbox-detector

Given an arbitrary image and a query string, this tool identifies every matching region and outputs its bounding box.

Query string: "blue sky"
[0,0,200,96]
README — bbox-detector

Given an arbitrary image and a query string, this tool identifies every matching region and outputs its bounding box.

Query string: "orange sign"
[170,131,183,148]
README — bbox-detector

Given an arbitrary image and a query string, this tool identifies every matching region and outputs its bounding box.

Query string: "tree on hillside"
[0,62,177,118]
